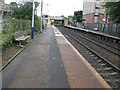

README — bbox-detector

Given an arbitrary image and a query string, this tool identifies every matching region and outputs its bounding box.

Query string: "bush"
[2,17,41,48]
[2,18,31,48]
[2,19,18,34]
[2,20,14,48]
[2,34,13,48]
[35,16,41,32]
[0,31,2,48]
[23,20,31,35]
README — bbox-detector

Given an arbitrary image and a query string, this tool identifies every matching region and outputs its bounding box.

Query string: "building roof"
[0,2,10,12]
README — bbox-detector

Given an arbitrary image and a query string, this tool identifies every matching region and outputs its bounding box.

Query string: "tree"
[68,15,73,20]
[10,2,18,10]
[73,10,83,22]
[11,2,39,20]
[106,1,120,23]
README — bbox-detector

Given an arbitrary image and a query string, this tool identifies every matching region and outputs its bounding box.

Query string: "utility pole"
[31,0,35,39]
[40,0,43,33]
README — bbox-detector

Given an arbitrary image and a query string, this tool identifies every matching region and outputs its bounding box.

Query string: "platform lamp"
[40,0,43,33]
[31,0,35,39]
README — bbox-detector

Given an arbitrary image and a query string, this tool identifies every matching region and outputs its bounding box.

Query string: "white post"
[40,0,43,33]
[31,0,35,39]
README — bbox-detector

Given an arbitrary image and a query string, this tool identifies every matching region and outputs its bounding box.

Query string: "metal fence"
[76,22,120,37]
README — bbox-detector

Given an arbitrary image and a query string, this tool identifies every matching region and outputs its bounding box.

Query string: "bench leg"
[19,41,24,47]
[19,41,21,46]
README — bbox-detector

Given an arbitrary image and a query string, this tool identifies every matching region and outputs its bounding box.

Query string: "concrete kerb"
[0,33,40,71]
[0,40,32,71]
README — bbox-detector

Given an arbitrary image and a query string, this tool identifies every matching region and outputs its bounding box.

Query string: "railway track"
[65,27,120,56]
[57,27,120,89]
[59,27,120,69]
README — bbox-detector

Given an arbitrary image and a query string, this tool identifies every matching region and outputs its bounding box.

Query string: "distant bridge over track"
[51,16,68,26]
[51,16,64,20]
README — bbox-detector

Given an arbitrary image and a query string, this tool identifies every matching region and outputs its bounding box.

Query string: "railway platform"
[2,25,111,88]
[64,25,120,43]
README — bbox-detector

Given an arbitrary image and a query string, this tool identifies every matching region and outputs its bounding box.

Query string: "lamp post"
[40,0,43,33]
[31,0,35,39]
[44,4,49,28]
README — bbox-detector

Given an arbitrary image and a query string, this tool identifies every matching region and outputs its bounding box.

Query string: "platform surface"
[53,26,111,88]
[2,25,111,89]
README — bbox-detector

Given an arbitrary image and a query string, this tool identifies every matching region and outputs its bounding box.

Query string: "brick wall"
[83,13,94,23]
[99,13,104,23]
[83,13,105,23]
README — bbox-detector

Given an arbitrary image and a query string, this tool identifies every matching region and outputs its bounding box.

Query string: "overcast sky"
[5,0,83,17]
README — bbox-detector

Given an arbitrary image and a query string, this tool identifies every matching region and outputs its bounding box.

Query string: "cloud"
[5,0,83,17]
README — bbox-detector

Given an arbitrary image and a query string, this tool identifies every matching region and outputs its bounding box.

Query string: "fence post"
[118,24,120,37]
[20,18,22,31]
